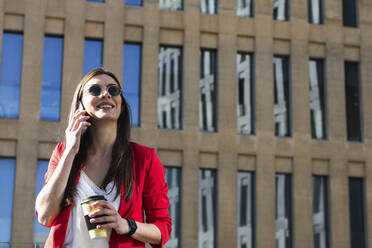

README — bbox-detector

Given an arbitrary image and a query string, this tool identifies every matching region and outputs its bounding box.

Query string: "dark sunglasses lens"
[89,85,102,96]
[108,86,121,96]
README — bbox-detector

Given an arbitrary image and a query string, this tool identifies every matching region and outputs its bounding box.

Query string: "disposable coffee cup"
[81,195,108,239]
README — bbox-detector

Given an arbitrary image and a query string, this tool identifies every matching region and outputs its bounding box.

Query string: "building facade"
[0,0,371,247]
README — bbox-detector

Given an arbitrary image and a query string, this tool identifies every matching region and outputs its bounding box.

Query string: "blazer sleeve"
[142,148,172,248]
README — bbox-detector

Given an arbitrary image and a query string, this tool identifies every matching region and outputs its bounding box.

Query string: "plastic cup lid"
[81,195,106,204]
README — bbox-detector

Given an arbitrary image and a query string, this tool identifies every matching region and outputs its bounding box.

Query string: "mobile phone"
[78,101,88,134]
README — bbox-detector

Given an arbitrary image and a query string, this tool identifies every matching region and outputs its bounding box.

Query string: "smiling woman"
[35,68,172,248]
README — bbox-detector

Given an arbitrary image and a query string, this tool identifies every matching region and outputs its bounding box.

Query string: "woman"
[35,68,171,247]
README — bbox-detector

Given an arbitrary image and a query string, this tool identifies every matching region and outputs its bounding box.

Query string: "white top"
[63,171,121,248]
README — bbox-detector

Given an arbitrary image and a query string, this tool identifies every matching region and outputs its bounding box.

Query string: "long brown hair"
[61,68,133,208]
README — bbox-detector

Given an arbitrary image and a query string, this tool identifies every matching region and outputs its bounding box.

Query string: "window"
[40,36,64,121]
[237,0,253,17]
[345,61,362,142]
[34,160,50,246]
[0,158,16,246]
[273,0,289,21]
[349,178,366,248]
[273,56,291,137]
[312,176,329,248]
[158,46,183,130]
[201,0,217,14]
[199,169,217,248]
[123,43,142,127]
[308,0,324,24]
[83,39,103,76]
[200,50,217,132]
[237,53,254,135]
[343,0,358,27]
[126,0,142,6]
[275,174,292,248]
[164,167,182,248]
[309,59,326,139]
[0,32,23,118]
[160,0,183,10]
[237,172,254,248]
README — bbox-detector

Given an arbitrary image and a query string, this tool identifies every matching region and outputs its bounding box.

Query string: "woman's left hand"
[89,200,130,235]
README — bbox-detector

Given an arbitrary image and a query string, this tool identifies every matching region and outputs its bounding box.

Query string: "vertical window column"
[123,43,142,127]
[273,0,289,21]
[312,176,329,248]
[159,0,183,10]
[237,53,254,135]
[200,50,217,132]
[237,172,254,248]
[273,56,291,137]
[0,32,23,118]
[308,0,324,24]
[276,174,292,248]
[309,59,326,139]
[201,0,217,14]
[40,36,64,121]
[199,169,217,248]
[83,39,103,75]
[344,61,362,141]
[0,158,16,246]
[158,46,183,130]
[164,167,182,248]
[349,178,366,248]
[237,0,253,17]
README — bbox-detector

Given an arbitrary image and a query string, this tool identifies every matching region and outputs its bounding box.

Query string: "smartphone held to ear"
[78,101,89,134]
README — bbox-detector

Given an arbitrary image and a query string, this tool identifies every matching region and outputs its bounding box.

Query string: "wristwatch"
[125,217,137,236]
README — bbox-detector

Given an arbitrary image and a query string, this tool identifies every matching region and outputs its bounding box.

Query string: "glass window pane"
[40,36,63,121]
[126,0,142,6]
[158,47,183,130]
[237,53,254,135]
[273,0,289,21]
[164,167,182,248]
[200,50,217,132]
[273,57,291,137]
[275,174,292,248]
[123,43,142,127]
[312,176,329,248]
[0,32,23,118]
[160,0,183,10]
[33,160,50,245]
[237,0,253,17]
[0,159,16,246]
[308,0,323,24]
[309,59,326,139]
[343,0,358,27]
[199,169,217,248]
[237,172,254,248]
[201,0,217,14]
[349,178,366,248]
[344,61,362,142]
[83,39,103,76]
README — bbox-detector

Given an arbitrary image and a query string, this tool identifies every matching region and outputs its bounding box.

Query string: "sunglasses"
[86,84,122,97]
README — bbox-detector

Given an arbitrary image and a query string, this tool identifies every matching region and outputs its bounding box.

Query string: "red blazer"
[36,142,171,248]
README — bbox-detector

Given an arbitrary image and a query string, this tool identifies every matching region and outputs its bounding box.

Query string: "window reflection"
[237,0,253,17]
[200,50,217,132]
[349,178,366,248]
[126,0,142,6]
[199,170,217,248]
[83,39,103,76]
[308,0,323,24]
[237,172,254,248]
[158,47,182,130]
[40,36,63,121]
[165,167,182,248]
[273,57,290,137]
[309,59,326,139]
[275,174,292,248]
[201,0,217,14]
[0,159,16,246]
[0,32,23,118]
[237,53,254,135]
[34,160,50,245]
[123,43,142,127]
[160,0,183,10]
[312,176,329,248]
[273,0,288,21]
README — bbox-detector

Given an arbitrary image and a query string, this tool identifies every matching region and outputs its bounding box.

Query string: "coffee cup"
[81,195,108,239]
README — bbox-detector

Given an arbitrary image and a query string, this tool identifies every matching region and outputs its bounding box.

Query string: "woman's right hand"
[65,110,91,155]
